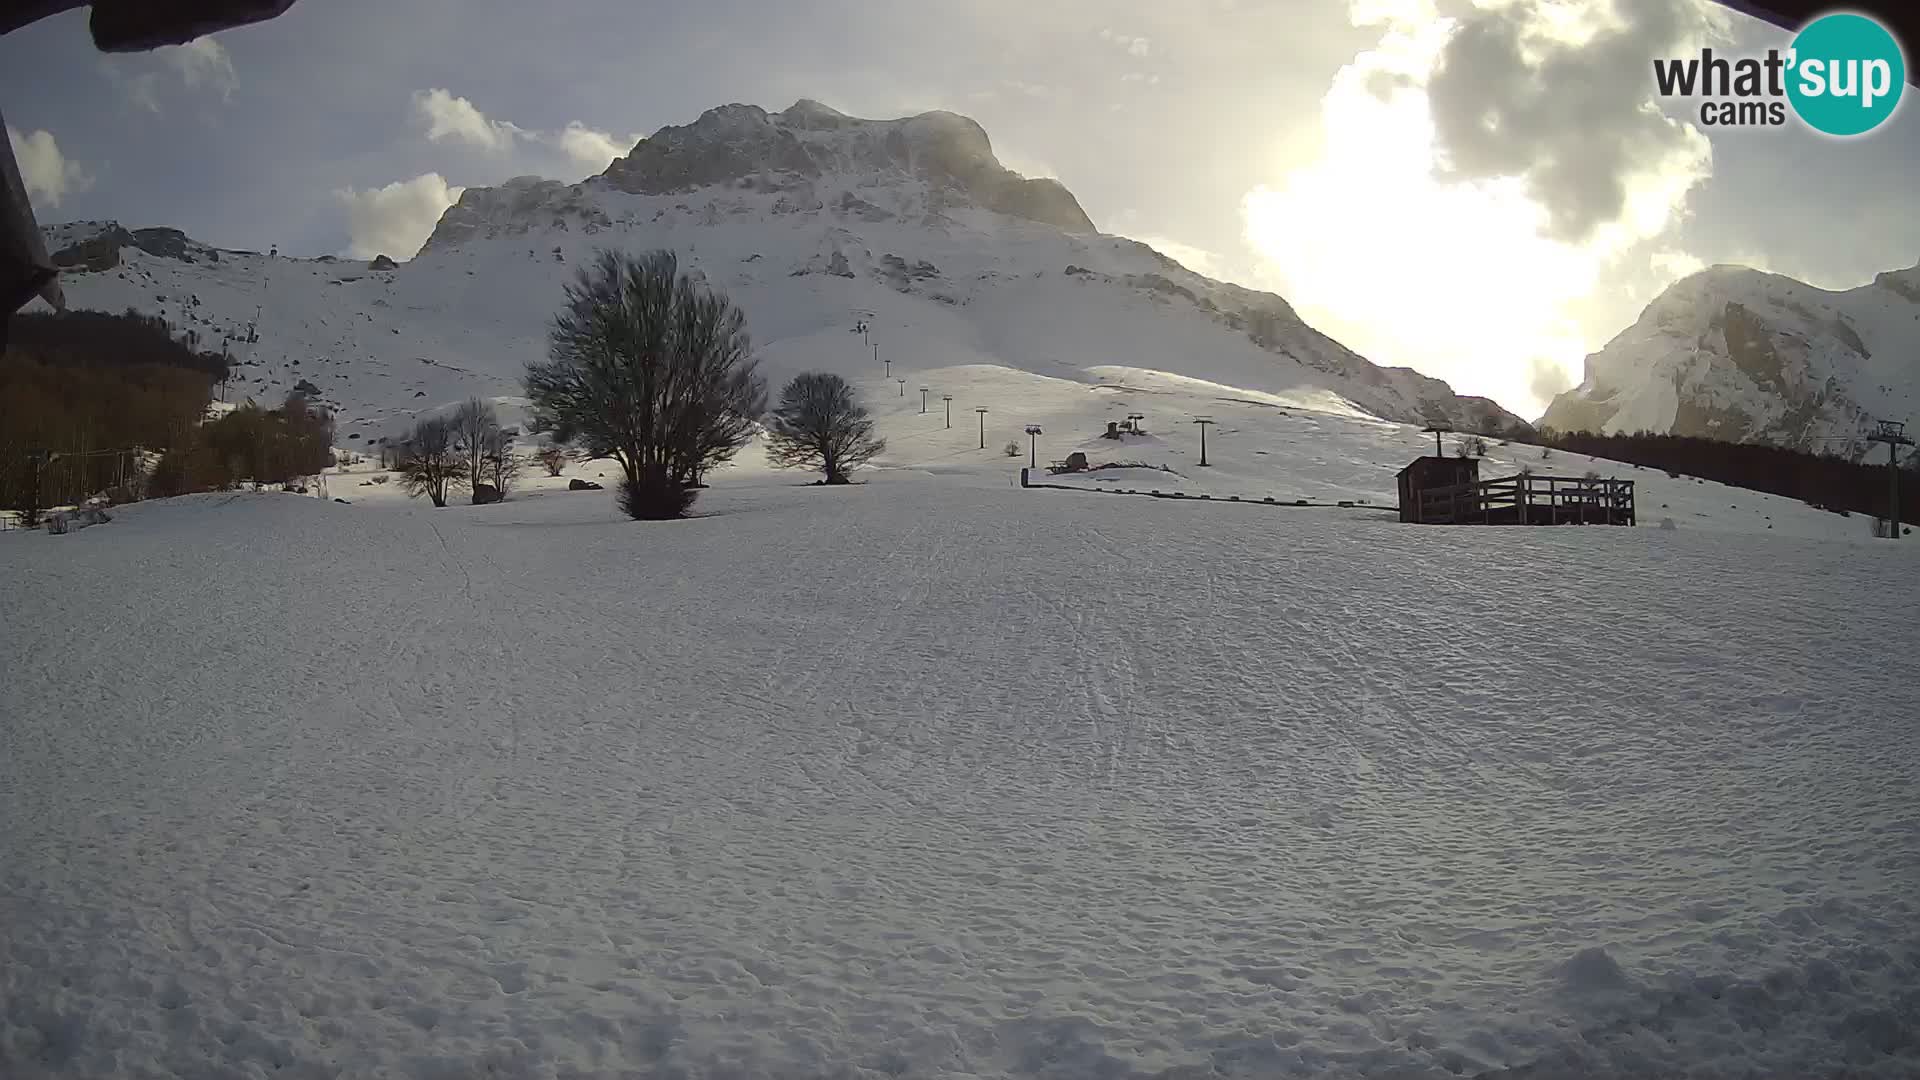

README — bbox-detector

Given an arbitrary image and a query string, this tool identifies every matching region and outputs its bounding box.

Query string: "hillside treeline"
[1536,429,1917,526]
[2,309,330,518]
[149,398,335,497]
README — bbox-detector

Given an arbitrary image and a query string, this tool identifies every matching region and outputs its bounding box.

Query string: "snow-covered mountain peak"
[40,99,1532,441]
[420,100,1096,253]
[1544,258,1920,449]
[592,100,1093,233]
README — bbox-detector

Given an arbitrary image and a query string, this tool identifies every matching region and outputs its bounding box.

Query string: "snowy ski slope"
[9,99,1916,1080]
[3,460,1918,1078]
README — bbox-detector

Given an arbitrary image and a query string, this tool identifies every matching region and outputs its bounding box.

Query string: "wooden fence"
[1414,473,1635,526]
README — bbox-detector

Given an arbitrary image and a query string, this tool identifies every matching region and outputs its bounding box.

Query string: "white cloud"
[552,122,639,172]
[413,88,524,151]
[101,35,237,112]
[157,36,237,100]
[410,89,636,174]
[334,173,465,260]
[1097,27,1152,56]
[1241,0,1717,419]
[1649,249,1706,282]
[121,72,162,114]
[7,125,93,209]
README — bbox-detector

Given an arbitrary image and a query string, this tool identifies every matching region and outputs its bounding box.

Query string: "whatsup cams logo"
[1653,11,1906,135]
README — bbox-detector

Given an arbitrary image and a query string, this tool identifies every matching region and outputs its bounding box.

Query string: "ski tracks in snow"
[2,488,1917,1079]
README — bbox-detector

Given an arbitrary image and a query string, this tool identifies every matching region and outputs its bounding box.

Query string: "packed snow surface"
[3,467,1917,1078]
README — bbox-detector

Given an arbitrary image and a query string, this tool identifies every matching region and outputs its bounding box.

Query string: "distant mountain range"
[39,99,1527,441]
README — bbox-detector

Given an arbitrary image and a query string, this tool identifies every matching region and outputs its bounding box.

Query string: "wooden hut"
[1397,456,1480,523]
[1398,455,1636,526]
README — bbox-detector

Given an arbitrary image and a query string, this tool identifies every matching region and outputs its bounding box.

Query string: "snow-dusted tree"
[525,249,765,520]
[396,415,466,508]
[450,397,501,500]
[764,372,885,484]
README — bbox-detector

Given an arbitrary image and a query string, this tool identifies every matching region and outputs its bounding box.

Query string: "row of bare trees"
[394,398,520,507]
[520,248,884,519]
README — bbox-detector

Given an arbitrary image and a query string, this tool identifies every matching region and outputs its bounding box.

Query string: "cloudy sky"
[3,0,1916,417]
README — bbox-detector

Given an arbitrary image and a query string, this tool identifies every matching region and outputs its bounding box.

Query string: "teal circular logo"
[1786,13,1905,136]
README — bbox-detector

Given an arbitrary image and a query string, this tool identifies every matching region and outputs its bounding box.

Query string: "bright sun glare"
[1241,0,1714,417]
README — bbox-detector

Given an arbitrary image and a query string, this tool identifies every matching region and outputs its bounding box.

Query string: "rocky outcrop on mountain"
[369,254,398,271]
[1543,261,1920,451]
[422,177,613,252]
[129,228,207,262]
[51,225,134,271]
[52,224,225,270]
[600,101,1095,233]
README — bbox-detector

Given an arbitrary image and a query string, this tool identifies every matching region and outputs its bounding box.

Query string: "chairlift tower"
[976,406,990,449]
[1193,416,1215,467]
[1024,425,1043,468]
[942,394,953,429]
[896,377,906,397]
[920,387,930,414]
[1421,424,1452,458]
[1867,419,1913,540]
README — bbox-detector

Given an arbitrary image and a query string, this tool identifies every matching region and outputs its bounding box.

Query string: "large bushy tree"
[525,249,765,519]
[765,372,885,484]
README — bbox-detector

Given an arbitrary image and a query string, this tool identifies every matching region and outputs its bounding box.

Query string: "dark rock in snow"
[129,228,199,262]
[568,478,604,491]
[472,483,503,505]
[369,254,399,271]
[50,226,134,271]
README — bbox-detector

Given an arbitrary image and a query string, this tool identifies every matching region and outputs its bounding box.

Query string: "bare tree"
[525,249,765,519]
[450,397,501,501]
[764,372,885,484]
[483,424,519,495]
[396,415,466,507]
[537,445,568,477]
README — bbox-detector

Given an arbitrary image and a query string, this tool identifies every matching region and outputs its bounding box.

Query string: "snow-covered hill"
[1542,260,1920,451]
[37,100,1526,443]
